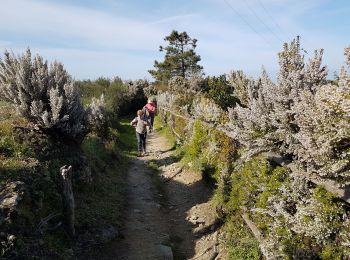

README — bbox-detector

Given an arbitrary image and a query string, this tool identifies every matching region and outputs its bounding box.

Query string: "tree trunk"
[60,165,75,237]
[181,44,185,78]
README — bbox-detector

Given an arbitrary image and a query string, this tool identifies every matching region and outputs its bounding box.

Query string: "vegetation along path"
[104,127,227,259]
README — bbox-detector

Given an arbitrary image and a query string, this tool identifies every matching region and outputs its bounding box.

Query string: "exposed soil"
[102,130,227,260]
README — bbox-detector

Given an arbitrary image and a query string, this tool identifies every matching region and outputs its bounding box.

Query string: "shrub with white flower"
[227,70,254,107]
[227,69,276,159]
[293,50,350,180]
[191,96,224,123]
[156,39,350,258]
[87,94,108,137]
[0,48,87,142]
[344,47,350,66]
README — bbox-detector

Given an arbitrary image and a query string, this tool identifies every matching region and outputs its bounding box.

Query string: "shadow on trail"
[148,154,182,168]
[146,135,180,168]
[164,175,216,259]
[145,132,219,259]
[94,128,220,260]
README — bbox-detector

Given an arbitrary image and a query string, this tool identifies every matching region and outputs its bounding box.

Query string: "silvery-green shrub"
[0,49,87,142]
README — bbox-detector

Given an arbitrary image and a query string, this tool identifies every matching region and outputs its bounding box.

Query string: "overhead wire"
[223,0,274,48]
[256,0,285,36]
[243,0,283,43]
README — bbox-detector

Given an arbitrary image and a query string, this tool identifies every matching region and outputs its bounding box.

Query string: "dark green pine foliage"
[206,75,239,110]
[149,30,203,83]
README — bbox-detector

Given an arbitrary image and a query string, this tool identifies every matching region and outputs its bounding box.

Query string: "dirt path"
[106,131,227,260]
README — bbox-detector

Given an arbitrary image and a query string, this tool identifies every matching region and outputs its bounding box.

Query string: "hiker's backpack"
[142,106,151,121]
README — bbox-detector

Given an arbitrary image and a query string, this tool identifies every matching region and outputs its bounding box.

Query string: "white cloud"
[0,0,347,80]
[0,0,166,51]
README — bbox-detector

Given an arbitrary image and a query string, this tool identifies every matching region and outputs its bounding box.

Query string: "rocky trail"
[103,130,227,259]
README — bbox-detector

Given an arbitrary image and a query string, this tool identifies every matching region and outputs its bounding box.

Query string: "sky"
[0,0,349,81]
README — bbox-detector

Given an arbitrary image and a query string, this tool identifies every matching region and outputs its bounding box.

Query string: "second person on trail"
[130,110,149,157]
[142,98,157,133]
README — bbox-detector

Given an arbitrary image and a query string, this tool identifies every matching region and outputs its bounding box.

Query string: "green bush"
[0,118,34,159]
[226,215,261,260]
[228,157,287,213]
[182,120,207,171]
[205,75,239,110]
[78,77,147,118]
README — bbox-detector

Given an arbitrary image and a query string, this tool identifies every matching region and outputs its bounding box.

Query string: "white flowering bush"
[0,49,87,142]
[269,38,327,155]
[291,193,344,243]
[254,174,350,258]
[143,82,158,98]
[188,75,207,93]
[168,75,207,94]
[227,69,276,159]
[191,96,224,123]
[293,50,350,180]
[345,47,350,66]
[294,85,350,180]
[227,38,339,164]
[157,91,177,109]
[227,70,254,107]
[123,79,148,101]
[168,76,188,93]
[87,94,108,137]
[156,39,350,258]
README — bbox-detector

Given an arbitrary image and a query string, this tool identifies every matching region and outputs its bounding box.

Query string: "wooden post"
[60,165,75,237]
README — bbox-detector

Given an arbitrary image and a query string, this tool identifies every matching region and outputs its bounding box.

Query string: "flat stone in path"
[159,245,173,260]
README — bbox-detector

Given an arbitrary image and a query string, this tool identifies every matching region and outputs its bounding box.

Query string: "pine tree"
[149,30,203,83]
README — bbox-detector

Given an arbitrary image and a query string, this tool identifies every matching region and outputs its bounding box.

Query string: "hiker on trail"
[131,110,149,157]
[142,98,157,133]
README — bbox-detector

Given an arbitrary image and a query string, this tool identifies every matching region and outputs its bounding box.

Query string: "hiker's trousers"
[149,113,155,129]
[136,132,146,152]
